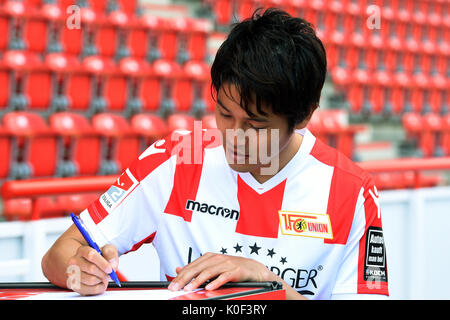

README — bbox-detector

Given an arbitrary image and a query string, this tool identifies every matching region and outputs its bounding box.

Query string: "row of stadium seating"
[203,0,449,116]
[1,49,447,118]
[0,110,363,181]
[402,112,450,157]
[0,51,214,116]
[0,0,212,63]
[206,0,450,28]
[1,0,448,117]
[0,0,140,16]
[0,111,211,180]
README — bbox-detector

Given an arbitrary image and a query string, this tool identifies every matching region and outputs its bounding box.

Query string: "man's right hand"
[66,244,119,296]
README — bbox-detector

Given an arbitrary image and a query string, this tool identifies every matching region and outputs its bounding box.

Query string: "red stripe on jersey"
[125,232,157,254]
[357,177,389,295]
[131,151,172,181]
[164,162,203,222]
[163,131,209,222]
[87,198,109,225]
[235,176,286,238]
[323,167,362,245]
[310,138,365,245]
[166,274,175,281]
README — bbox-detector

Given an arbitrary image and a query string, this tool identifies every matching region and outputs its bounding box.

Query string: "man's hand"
[167,252,274,291]
[66,244,119,296]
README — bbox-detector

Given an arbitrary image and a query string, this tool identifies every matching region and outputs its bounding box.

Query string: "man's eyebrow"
[217,99,269,122]
[217,99,231,112]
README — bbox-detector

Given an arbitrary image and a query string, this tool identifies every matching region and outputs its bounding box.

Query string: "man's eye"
[220,112,232,118]
[249,123,267,130]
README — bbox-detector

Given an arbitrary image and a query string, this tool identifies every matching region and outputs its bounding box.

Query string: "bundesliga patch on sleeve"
[364,226,388,282]
[278,211,333,239]
[99,168,139,214]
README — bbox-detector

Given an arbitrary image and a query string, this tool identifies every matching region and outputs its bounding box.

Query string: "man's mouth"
[226,144,249,159]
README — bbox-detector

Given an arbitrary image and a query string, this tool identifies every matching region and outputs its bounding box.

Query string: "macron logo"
[185,200,239,221]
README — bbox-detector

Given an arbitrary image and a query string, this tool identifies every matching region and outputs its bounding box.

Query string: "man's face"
[214,83,294,176]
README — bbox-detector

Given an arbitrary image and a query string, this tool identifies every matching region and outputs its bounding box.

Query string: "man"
[42,8,389,299]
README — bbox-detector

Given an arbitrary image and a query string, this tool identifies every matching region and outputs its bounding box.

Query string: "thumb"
[102,244,119,271]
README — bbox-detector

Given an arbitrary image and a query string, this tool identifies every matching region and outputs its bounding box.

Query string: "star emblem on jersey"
[267,248,276,258]
[233,243,243,253]
[249,242,261,255]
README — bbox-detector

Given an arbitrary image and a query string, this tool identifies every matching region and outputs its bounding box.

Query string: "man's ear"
[295,104,319,130]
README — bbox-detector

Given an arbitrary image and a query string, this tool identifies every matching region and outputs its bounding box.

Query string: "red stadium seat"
[0,124,12,179]
[201,113,217,130]
[2,50,41,111]
[0,8,8,52]
[236,0,256,22]
[402,112,438,157]
[0,56,11,110]
[211,0,234,26]
[129,14,165,61]
[132,113,168,136]
[49,112,99,177]
[61,6,97,57]
[423,113,444,157]
[144,59,181,117]
[167,113,196,133]
[174,60,210,116]
[2,0,27,51]
[44,53,80,113]
[307,108,326,142]
[105,57,150,117]
[442,114,450,156]
[131,113,169,151]
[161,17,211,64]
[96,9,131,60]
[193,18,213,60]
[92,113,139,174]
[3,112,57,178]
[67,55,115,115]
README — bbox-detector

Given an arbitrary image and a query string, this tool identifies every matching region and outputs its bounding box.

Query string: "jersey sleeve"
[331,175,389,299]
[79,137,176,255]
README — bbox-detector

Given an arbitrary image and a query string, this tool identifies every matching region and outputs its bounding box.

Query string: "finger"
[205,271,236,291]
[101,244,119,271]
[80,271,105,286]
[75,255,110,281]
[184,263,227,291]
[72,279,109,296]
[169,254,215,291]
[170,254,223,291]
[78,246,113,274]
[181,252,216,269]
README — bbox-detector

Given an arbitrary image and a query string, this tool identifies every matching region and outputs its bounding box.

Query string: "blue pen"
[70,213,121,287]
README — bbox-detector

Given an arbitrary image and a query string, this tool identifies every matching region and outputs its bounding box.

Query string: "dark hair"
[211,8,327,131]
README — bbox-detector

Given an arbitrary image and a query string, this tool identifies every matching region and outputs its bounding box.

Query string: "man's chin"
[226,162,257,173]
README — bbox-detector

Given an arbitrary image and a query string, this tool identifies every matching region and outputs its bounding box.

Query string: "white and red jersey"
[80,128,389,299]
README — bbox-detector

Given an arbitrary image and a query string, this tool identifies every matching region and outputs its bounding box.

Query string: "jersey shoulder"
[129,128,223,181]
[309,136,372,187]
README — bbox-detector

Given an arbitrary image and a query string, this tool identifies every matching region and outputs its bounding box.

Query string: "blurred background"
[0,0,449,299]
